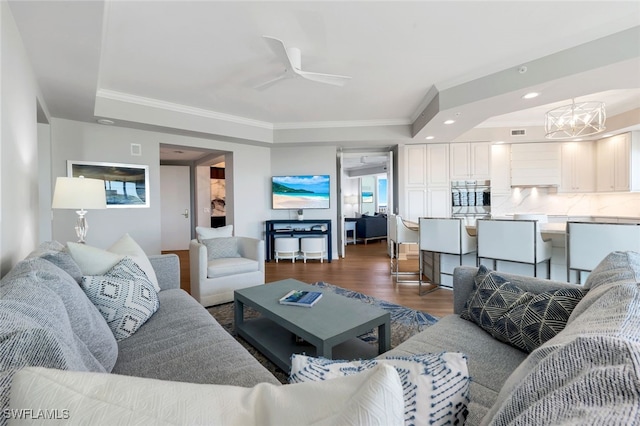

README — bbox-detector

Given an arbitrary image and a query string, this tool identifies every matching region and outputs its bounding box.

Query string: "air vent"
[511,129,526,136]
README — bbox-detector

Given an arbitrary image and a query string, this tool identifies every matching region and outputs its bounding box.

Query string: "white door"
[160,165,191,250]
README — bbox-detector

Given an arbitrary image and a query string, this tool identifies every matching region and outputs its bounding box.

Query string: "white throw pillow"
[10,364,404,426]
[290,353,470,426]
[68,233,160,292]
[80,257,159,342]
[196,225,233,241]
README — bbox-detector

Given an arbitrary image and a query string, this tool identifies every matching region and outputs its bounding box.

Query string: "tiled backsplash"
[491,188,640,219]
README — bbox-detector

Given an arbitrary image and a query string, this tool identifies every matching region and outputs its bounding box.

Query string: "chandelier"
[544,99,606,139]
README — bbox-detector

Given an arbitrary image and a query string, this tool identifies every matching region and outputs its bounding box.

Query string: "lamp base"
[75,210,88,244]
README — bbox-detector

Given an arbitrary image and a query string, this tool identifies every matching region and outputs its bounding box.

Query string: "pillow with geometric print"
[80,257,159,341]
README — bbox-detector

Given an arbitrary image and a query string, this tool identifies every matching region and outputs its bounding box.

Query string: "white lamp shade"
[344,195,359,205]
[52,177,107,210]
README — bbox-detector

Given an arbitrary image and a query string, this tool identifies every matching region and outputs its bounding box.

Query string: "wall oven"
[451,180,491,223]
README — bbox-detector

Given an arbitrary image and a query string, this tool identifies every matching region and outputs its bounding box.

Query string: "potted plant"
[297,209,304,221]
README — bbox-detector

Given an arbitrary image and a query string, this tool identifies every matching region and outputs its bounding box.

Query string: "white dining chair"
[418,217,477,295]
[477,218,552,278]
[566,221,640,283]
[388,214,420,282]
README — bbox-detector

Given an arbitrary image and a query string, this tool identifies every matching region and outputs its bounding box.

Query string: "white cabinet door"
[405,188,426,223]
[427,187,451,218]
[596,133,632,192]
[560,142,595,193]
[405,145,427,187]
[427,144,450,186]
[450,142,491,180]
[450,143,470,180]
[470,142,491,180]
[491,144,511,194]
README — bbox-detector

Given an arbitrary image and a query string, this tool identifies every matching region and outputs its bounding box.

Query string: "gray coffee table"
[234,279,391,372]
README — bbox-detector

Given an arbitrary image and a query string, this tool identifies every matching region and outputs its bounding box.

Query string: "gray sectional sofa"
[0,243,280,423]
[385,251,640,425]
[2,241,639,425]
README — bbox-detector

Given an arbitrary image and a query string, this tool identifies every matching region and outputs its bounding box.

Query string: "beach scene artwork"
[272,175,330,209]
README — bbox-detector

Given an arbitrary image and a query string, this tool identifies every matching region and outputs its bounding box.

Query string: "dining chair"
[566,221,640,283]
[418,217,477,295]
[476,218,552,278]
[388,214,420,282]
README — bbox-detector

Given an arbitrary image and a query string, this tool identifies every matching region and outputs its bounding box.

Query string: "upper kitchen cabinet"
[560,141,595,193]
[402,143,450,221]
[450,142,491,180]
[511,143,561,187]
[596,132,640,192]
[491,144,511,194]
[427,143,450,186]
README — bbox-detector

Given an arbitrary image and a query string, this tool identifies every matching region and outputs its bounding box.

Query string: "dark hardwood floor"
[164,241,454,317]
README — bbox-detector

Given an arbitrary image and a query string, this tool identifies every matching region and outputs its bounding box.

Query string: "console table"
[265,219,332,262]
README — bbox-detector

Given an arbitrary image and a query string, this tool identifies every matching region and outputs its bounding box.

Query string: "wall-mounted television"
[272,175,330,209]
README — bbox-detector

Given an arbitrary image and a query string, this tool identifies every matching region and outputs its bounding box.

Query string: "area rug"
[207,281,438,384]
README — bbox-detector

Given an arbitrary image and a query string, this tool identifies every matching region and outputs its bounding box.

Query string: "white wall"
[270,145,339,256]
[0,3,42,276]
[50,119,271,254]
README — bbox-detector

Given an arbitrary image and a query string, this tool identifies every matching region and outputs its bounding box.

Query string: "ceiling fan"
[256,36,352,89]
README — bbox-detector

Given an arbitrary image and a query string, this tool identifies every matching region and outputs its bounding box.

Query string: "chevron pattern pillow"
[495,287,586,352]
[462,265,586,352]
[80,257,159,341]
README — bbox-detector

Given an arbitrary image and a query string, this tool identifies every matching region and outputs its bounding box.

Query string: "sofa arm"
[452,266,478,314]
[149,254,180,291]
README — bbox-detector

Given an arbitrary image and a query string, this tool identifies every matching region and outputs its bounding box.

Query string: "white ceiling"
[8,1,640,155]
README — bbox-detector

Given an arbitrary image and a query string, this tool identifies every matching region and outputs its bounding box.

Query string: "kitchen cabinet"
[491,144,511,194]
[402,144,450,221]
[596,132,640,192]
[511,143,561,187]
[560,141,595,193]
[450,142,491,180]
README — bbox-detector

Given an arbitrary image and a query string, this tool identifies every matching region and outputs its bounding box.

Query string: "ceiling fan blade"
[262,36,295,72]
[295,69,352,87]
[253,73,289,90]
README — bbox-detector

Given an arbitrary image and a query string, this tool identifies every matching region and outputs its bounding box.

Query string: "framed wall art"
[67,160,149,208]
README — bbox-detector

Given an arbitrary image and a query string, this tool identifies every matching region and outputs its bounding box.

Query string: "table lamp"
[52,176,106,243]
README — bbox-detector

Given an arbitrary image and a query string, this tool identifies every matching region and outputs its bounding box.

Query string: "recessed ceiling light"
[522,92,540,100]
[425,136,435,140]
[443,119,455,125]
[96,118,114,125]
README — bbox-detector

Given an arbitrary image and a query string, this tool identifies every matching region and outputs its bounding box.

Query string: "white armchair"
[189,237,265,307]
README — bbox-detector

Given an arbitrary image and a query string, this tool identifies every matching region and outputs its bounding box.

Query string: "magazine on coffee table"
[279,290,323,307]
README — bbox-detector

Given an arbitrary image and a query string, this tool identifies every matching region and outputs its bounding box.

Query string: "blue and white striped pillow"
[290,352,469,426]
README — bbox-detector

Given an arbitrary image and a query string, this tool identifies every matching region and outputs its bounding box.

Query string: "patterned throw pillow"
[290,353,469,426]
[496,287,586,352]
[461,265,531,330]
[202,237,241,260]
[80,257,159,342]
[461,265,586,352]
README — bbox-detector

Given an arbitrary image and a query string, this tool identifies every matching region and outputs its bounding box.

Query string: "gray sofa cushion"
[26,240,83,283]
[0,258,113,414]
[112,289,281,388]
[381,314,528,424]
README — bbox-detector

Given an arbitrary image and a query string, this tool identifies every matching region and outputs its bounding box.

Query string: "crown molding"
[96,89,274,130]
[273,118,411,130]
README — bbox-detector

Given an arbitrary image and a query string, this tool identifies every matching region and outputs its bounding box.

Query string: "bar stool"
[567,221,640,283]
[477,218,552,278]
[300,237,326,263]
[418,217,477,295]
[274,237,299,263]
[388,214,420,282]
